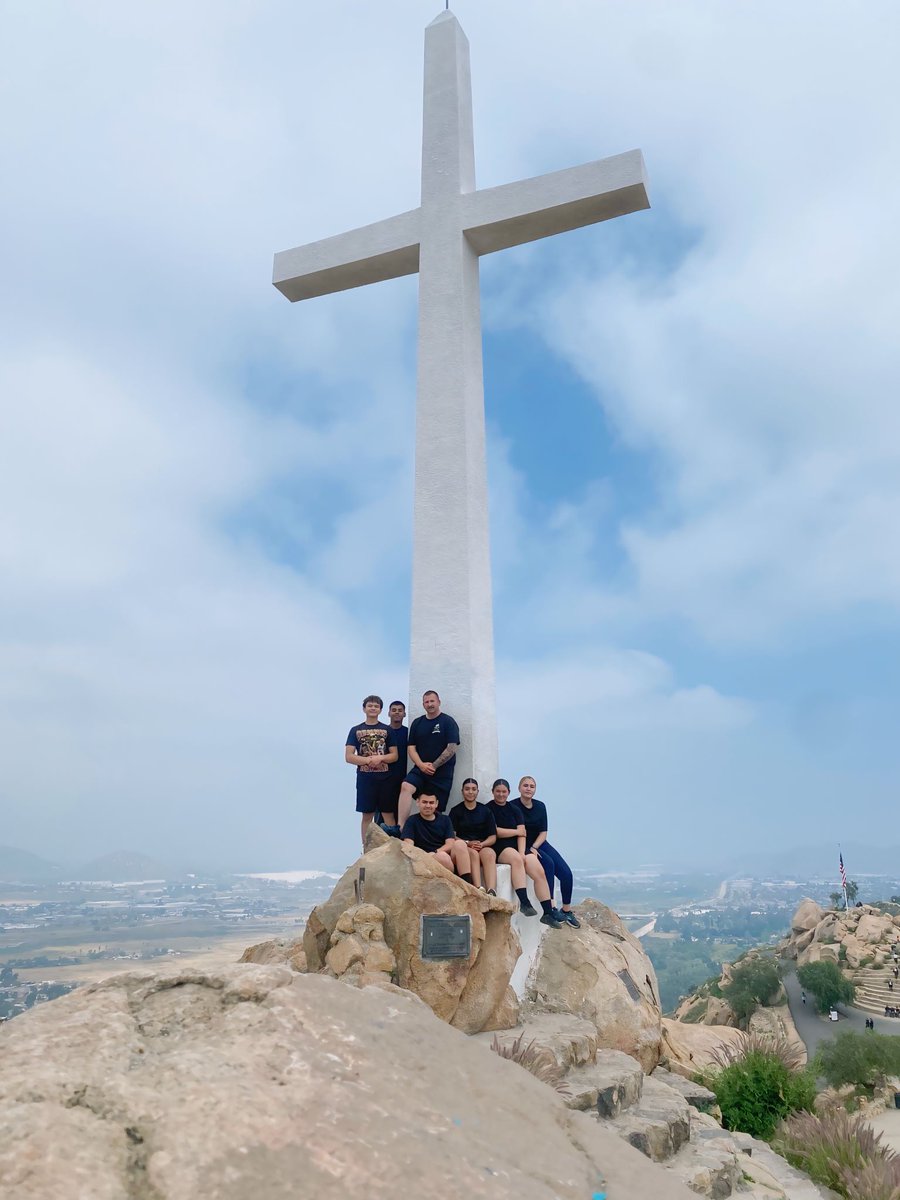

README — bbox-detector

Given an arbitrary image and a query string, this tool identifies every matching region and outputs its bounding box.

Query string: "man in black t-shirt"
[397,690,460,823]
[401,793,472,880]
[344,695,398,847]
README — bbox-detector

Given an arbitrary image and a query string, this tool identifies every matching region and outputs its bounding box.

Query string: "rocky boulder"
[0,964,700,1200]
[660,1018,745,1080]
[239,936,306,972]
[856,911,895,944]
[791,898,824,934]
[303,834,520,1034]
[527,898,662,1071]
[323,902,395,986]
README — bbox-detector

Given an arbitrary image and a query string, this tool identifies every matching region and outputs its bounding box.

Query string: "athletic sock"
[460,872,473,884]
[540,899,554,916]
[515,887,529,906]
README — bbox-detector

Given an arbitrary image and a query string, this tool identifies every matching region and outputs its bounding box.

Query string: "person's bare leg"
[498,848,526,889]
[468,846,482,887]
[480,848,497,892]
[450,840,471,877]
[434,849,454,871]
[397,782,416,826]
[360,812,374,847]
[524,853,551,902]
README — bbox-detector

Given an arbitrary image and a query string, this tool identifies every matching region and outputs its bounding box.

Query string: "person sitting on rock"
[401,792,473,882]
[449,778,498,893]
[487,779,561,928]
[515,775,580,929]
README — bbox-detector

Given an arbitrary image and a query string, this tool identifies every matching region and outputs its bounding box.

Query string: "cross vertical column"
[409,11,498,795]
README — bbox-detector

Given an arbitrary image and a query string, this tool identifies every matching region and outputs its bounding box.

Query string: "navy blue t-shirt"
[401,812,455,853]
[488,799,525,842]
[385,724,409,781]
[345,722,397,775]
[408,712,461,785]
[516,798,548,849]
[450,801,496,843]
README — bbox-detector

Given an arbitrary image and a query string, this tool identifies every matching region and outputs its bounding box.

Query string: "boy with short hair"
[401,793,472,881]
[381,699,408,826]
[345,695,398,846]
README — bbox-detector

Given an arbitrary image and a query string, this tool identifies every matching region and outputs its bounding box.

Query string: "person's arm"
[493,818,520,838]
[530,831,547,851]
[432,742,458,770]
[481,832,496,848]
[516,824,526,856]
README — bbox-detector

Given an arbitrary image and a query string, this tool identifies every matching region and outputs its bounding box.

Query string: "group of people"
[345,691,580,930]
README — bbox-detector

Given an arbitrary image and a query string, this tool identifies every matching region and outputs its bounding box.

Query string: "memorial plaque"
[420,914,471,960]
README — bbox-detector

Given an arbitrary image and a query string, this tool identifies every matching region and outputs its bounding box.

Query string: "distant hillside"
[74,850,171,882]
[0,845,62,882]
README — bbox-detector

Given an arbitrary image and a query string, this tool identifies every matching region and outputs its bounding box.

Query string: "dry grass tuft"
[709,1030,805,1073]
[490,1033,571,1095]
[775,1107,900,1200]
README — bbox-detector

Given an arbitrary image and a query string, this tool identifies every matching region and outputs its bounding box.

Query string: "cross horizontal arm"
[273,208,422,302]
[461,149,648,256]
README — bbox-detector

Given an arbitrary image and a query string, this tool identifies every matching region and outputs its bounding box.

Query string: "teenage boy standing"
[345,695,398,846]
[397,690,460,824]
[382,700,408,826]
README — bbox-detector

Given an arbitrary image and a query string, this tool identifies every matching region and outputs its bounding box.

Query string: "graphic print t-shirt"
[385,725,409,781]
[401,812,455,852]
[408,713,461,784]
[450,801,497,843]
[346,721,395,774]
[516,798,548,849]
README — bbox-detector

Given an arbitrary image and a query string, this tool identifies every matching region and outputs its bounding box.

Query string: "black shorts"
[355,774,397,814]
[404,768,451,812]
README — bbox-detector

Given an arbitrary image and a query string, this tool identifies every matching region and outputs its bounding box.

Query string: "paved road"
[782,969,900,1059]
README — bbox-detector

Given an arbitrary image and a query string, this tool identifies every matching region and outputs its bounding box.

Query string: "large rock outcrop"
[527,898,663,1071]
[660,1018,745,1079]
[303,833,520,1034]
[0,964,699,1200]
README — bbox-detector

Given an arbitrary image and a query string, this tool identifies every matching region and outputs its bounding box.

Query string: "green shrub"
[838,944,848,962]
[722,954,781,1025]
[815,1031,900,1089]
[706,1045,815,1140]
[775,1108,900,1200]
[860,955,875,968]
[797,960,856,1013]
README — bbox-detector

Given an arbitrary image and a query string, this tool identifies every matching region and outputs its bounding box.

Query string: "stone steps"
[608,1074,692,1163]
[563,1049,644,1118]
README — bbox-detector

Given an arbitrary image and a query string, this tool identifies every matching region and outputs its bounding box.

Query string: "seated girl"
[449,778,498,893]
[515,775,580,928]
[486,779,561,928]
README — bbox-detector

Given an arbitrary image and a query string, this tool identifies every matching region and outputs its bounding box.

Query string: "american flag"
[840,852,847,888]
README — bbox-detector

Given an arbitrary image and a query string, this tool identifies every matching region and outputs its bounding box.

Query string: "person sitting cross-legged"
[402,792,473,882]
[449,778,498,893]
[487,778,561,928]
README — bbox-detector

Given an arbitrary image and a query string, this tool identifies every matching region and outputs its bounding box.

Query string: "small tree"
[829,890,844,909]
[722,955,782,1026]
[845,880,860,904]
[797,960,856,1014]
[815,1031,900,1089]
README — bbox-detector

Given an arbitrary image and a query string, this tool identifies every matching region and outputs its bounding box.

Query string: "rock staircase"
[477,1013,833,1200]
[851,964,900,1015]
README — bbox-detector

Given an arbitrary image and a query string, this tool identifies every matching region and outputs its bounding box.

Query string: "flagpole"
[840,846,849,910]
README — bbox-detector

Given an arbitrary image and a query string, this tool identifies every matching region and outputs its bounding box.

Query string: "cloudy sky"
[2,1,898,874]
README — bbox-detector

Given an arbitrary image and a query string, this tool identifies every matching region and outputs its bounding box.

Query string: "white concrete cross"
[273,10,649,794]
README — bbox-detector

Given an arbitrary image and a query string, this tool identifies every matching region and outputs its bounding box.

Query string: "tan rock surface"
[303,836,519,1034]
[239,936,306,972]
[323,902,395,985]
[748,1002,807,1065]
[791,898,824,934]
[660,1017,745,1079]
[0,964,699,1200]
[856,912,895,944]
[528,899,662,1071]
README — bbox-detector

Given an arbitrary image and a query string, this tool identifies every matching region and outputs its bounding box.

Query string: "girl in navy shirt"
[487,779,561,928]
[516,775,580,928]
[449,778,498,893]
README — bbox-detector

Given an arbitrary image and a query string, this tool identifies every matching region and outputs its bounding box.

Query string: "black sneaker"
[487,888,497,897]
[561,911,581,928]
[540,911,563,928]
[519,901,538,917]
